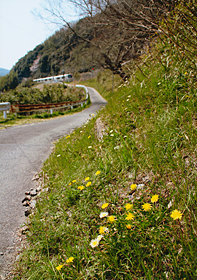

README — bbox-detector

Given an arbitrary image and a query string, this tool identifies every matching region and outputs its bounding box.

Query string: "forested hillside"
[12,21,98,81]
[1,0,175,91]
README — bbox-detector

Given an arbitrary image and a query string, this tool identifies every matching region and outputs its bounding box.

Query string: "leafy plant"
[13,2,197,279]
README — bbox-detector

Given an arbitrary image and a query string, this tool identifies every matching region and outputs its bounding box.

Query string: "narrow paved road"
[0,87,107,277]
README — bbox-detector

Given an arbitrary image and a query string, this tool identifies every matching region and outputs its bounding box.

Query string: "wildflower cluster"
[56,170,101,271]
[56,257,74,271]
[68,170,101,192]
[58,171,184,275]
[89,191,183,250]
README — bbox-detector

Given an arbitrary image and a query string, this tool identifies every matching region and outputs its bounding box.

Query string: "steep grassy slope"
[13,27,197,279]
[13,2,197,278]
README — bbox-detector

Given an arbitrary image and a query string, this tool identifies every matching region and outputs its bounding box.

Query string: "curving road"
[0,87,107,277]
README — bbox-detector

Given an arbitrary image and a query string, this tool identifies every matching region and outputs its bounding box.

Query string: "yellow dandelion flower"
[66,257,74,263]
[88,136,91,139]
[78,186,84,190]
[90,239,99,248]
[85,177,90,181]
[126,224,132,229]
[108,215,115,223]
[86,181,91,187]
[68,182,72,186]
[125,213,134,220]
[100,212,108,218]
[99,226,109,234]
[170,209,183,220]
[101,203,109,209]
[95,171,101,175]
[151,195,159,203]
[56,264,64,271]
[125,203,133,211]
[72,180,76,183]
[66,135,70,139]
[142,203,152,211]
[130,184,137,191]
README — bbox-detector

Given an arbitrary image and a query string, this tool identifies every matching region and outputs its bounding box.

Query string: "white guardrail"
[0,85,89,118]
[0,102,10,119]
[76,85,89,100]
[49,85,89,114]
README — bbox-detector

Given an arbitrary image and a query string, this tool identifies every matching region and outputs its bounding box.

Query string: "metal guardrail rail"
[0,85,89,118]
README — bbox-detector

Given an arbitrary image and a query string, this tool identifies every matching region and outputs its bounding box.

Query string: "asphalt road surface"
[0,87,107,277]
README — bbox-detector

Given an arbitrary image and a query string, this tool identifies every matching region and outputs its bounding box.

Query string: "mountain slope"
[12,20,99,80]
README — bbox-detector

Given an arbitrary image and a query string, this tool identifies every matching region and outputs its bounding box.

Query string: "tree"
[0,71,18,92]
[39,0,175,80]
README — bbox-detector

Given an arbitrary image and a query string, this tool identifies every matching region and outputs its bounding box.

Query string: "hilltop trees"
[40,0,175,80]
[6,0,194,84]
[0,71,18,92]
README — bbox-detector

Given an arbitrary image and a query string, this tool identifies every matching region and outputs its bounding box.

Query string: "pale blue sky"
[0,0,77,70]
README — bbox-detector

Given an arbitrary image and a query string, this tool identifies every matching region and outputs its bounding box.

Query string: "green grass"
[13,6,197,278]
[13,58,197,279]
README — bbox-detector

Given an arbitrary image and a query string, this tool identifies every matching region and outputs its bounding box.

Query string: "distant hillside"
[10,0,170,83]
[12,18,99,81]
[0,68,9,76]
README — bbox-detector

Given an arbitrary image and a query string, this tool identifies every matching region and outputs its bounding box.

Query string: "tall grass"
[14,2,196,279]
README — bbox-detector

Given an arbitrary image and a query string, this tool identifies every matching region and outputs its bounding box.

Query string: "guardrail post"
[0,103,10,119]
[50,109,53,114]
[81,103,83,107]
[71,105,73,110]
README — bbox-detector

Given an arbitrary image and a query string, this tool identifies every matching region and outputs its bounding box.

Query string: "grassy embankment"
[14,5,196,280]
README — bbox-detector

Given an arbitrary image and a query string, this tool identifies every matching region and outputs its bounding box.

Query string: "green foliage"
[0,83,85,105]
[12,44,44,79]
[0,71,18,92]
[12,24,99,80]
[13,2,197,279]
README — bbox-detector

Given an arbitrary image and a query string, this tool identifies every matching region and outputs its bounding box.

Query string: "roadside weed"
[13,7,197,279]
